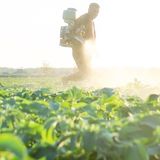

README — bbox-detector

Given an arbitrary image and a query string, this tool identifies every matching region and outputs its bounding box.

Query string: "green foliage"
[0,85,160,159]
[0,134,27,160]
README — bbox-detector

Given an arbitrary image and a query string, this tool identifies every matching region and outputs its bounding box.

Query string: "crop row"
[0,86,160,160]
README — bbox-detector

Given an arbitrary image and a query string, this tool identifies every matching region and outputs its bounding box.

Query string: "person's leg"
[62,42,92,83]
[72,45,85,70]
[72,44,91,73]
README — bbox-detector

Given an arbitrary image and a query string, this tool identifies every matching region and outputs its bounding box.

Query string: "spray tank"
[59,8,86,47]
[59,8,77,47]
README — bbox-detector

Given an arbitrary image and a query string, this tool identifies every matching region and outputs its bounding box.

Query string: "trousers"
[72,42,91,74]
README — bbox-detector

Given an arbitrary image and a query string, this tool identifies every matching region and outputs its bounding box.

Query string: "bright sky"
[0,0,160,68]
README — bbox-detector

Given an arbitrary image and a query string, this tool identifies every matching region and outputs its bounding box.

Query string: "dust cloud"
[61,39,160,98]
[62,67,160,99]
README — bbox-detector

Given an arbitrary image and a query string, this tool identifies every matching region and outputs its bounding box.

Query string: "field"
[0,77,160,160]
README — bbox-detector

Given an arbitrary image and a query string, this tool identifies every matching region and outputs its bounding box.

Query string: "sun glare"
[0,0,160,68]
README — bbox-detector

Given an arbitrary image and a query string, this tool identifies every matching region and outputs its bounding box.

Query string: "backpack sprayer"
[59,8,85,47]
[59,8,76,47]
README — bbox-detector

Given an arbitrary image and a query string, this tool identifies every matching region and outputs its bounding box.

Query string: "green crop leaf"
[124,142,149,160]
[0,134,27,160]
[82,131,96,152]
[94,87,115,97]
[49,101,59,111]
[140,114,160,129]
[148,144,160,156]
[30,144,57,160]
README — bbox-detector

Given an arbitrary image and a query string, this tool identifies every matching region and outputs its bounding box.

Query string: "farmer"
[63,3,100,82]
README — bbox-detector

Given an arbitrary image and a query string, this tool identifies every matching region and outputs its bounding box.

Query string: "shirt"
[73,13,96,41]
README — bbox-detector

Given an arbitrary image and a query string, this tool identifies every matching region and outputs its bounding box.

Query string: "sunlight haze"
[0,0,160,68]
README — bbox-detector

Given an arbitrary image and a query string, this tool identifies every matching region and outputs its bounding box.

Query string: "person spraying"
[60,3,100,82]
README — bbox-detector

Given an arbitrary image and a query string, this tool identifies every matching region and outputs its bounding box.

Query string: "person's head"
[88,3,100,20]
